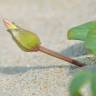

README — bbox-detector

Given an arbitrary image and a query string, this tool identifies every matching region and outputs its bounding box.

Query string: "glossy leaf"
[69,71,89,96]
[85,29,96,54]
[91,73,96,96]
[68,21,96,41]
[69,67,96,96]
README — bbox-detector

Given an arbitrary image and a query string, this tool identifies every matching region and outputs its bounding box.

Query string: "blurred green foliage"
[69,68,96,96]
[68,21,96,55]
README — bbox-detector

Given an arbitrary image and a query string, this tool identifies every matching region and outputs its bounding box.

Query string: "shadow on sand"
[0,43,88,75]
[0,65,70,75]
[60,42,88,57]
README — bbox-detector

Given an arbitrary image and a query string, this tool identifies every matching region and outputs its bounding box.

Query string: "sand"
[0,0,96,96]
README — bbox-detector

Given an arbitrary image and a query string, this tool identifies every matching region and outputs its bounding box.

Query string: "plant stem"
[39,46,85,67]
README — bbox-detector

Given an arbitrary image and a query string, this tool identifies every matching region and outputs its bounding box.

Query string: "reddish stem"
[38,46,85,67]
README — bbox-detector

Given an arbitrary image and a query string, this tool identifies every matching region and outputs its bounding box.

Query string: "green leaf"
[69,66,96,96]
[76,92,82,96]
[85,29,96,54]
[91,73,96,96]
[69,71,89,96]
[68,21,96,41]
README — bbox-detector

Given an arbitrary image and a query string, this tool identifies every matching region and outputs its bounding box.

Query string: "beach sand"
[0,0,96,95]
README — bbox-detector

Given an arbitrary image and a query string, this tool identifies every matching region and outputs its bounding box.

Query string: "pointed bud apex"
[3,18,41,52]
[3,19,17,29]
